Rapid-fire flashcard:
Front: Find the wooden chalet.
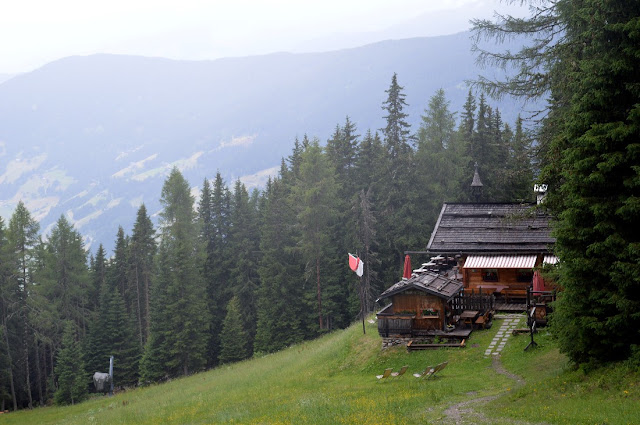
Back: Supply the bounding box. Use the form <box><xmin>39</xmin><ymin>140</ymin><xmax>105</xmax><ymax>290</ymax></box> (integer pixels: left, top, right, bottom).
<box><xmin>426</xmin><ymin>202</ymin><xmax>556</xmax><ymax>308</ymax></box>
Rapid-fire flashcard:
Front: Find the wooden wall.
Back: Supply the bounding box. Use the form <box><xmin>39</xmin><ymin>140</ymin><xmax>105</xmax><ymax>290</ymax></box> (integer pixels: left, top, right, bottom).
<box><xmin>464</xmin><ymin>268</ymin><xmax>531</xmax><ymax>291</ymax></box>
<box><xmin>392</xmin><ymin>293</ymin><xmax>444</xmax><ymax>330</ymax></box>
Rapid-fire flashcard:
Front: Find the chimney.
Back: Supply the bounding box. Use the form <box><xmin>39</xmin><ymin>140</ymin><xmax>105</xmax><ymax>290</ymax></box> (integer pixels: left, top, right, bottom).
<box><xmin>534</xmin><ymin>184</ymin><xmax>548</xmax><ymax>205</ymax></box>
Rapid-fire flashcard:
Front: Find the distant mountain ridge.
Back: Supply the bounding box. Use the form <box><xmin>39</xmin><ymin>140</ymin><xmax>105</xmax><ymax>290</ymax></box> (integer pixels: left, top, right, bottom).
<box><xmin>0</xmin><ymin>32</ymin><xmax>533</xmax><ymax>252</ymax></box>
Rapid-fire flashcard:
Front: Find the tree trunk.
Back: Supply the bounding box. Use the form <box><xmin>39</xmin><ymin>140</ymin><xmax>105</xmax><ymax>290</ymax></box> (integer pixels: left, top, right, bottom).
<box><xmin>135</xmin><ymin>265</ymin><xmax>143</xmax><ymax>348</ymax></box>
<box><xmin>24</xmin><ymin>322</ymin><xmax>33</xmax><ymax>408</ymax></box>
<box><xmin>316</xmin><ymin>257</ymin><xmax>323</xmax><ymax>329</ymax></box>
<box><xmin>144</xmin><ymin>273</ymin><xmax>150</xmax><ymax>342</ymax></box>
<box><xmin>1</xmin><ymin>316</ymin><xmax>17</xmax><ymax>411</ymax></box>
<box><xmin>34</xmin><ymin>339</ymin><xmax>44</xmax><ymax>406</ymax></box>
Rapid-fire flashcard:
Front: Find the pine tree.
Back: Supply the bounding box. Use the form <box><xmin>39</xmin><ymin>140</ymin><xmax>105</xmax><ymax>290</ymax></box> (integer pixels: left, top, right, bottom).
<box><xmin>54</xmin><ymin>321</ymin><xmax>87</xmax><ymax>405</ymax></box>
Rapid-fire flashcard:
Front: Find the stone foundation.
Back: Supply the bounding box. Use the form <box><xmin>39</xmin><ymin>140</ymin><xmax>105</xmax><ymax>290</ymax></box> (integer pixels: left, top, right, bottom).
<box><xmin>381</xmin><ymin>337</ymin><xmax>412</xmax><ymax>349</ymax></box>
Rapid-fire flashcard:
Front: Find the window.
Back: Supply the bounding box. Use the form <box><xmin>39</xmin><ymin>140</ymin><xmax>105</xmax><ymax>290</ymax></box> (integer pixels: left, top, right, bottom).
<box><xmin>517</xmin><ymin>269</ymin><xmax>534</xmax><ymax>283</ymax></box>
<box><xmin>482</xmin><ymin>269</ymin><xmax>498</xmax><ymax>282</ymax></box>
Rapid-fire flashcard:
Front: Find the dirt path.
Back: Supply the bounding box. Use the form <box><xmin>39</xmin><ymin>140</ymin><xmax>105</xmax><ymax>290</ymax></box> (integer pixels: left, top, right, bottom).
<box><xmin>438</xmin><ymin>356</ymin><xmax>546</xmax><ymax>425</ymax></box>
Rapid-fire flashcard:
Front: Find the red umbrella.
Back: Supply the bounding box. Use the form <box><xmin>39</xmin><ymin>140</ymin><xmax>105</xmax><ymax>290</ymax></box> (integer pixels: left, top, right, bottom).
<box><xmin>403</xmin><ymin>255</ymin><xmax>412</xmax><ymax>279</ymax></box>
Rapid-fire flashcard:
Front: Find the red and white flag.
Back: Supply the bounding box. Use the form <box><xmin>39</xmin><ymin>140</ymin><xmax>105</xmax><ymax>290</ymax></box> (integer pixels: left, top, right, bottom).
<box><xmin>348</xmin><ymin>253</ymin><xmax>364</xmax><ymax>277</ymax></box>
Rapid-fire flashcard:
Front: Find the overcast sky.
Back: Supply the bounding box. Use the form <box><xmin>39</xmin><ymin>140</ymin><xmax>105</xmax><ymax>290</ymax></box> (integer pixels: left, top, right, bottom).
<box><xmin>0</xmin><ymin>0</ymin><xmax>528</xmax><ymax>74</ymax></box>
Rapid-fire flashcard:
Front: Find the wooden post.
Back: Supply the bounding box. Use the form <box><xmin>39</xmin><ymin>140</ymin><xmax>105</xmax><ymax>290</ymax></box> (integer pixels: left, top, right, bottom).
<box><xmin>360</xmin><ymin>275</ymin><xmax>366</xmax><ymax>335</ymax></box>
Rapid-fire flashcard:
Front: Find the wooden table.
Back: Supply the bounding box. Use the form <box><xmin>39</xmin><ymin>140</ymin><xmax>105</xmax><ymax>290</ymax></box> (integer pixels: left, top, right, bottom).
<box><xmin>460</xmin><ymin>310</ymin><xmax>479</xmax><ymax>326</ymax></box>
<box><xmin>476</xmin><ymin>285</ymin><xmax>507</xmax><ymax>293</ymax></box>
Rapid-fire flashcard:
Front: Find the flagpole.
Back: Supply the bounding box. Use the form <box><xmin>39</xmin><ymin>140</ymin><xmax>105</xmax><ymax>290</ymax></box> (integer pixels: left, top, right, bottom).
<box><xmin>361</xmin><ymin>274</ymin><xmax>366</xmax><ymax>334</ymax></box>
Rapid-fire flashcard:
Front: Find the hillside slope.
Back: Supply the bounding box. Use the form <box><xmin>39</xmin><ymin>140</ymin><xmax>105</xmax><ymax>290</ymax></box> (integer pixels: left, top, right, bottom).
<box><xmin>3</xmin><ymin>317</ymin><xmax>638</xmax><ymax>424</ymax></box>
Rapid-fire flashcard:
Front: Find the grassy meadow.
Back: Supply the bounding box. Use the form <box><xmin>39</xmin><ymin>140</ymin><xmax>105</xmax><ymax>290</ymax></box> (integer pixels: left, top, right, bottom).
<box><xmin>2</xmin><ymin>316</ymin><xmax>638</xmax><ymax>424</ymax></box>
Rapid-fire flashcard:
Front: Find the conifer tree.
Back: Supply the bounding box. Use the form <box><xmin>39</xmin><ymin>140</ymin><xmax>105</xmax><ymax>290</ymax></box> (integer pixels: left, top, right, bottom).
<box><xmin>198</xmin><ymin>174</ymin><xmax>231</xmax><ymax>366</ymax></box>
<box><xmin>108</xmin><ymin>227</ymin><xmax>130</xmax><ymax>312</ymax></box>
<box><xmin>378</xmin><ymin>73</ymin><xmax>419</xmax><ymax>284</ymax></box>
<box><xmin>415</xmin><ymin>89</ymin><xmax>460</xmax><ymax>227</ymax></box>
<box><xmin>54</xmin><ymin>321</ymin><xmax>87</xmax><ymax>405</ymax></box>
<box><xmin>255</xmin><ymin>177</ymin><xmax>305</xmax><ymax>352</ymax></box>
<box><xmin>292</xmin><ymin>139</ymin><xmax>343</xmax><ymax>331</ymax></box>
<box><xmin>0</xmin><ymin>217</ymin><xmax>18</xmax><ymax>411</ymax></box>
<box><xmin>36</xmin><ymin>216</ymin><xmax>90</xmax><ymax>337</ymax></box>
<box><xmin>152</xmin><ymin>168</ymin><xmax>209</xmax><ymax>376</ymax></box>
<box><xmin>218</xmin><ymin>296</ymin><xmax>248</xmax><ymax>364</ymax></box>
<box><xmin>128</xmin><ymin>204</ymin><xmax>156</xmax><ymax>346</ymax></box>
<box><xmin>227</xmin><ymin>180</ymin><xmax>260</xmax><ymax>355</ymax></box>
<box><xmin>6</xmin><ymin>202</ymin><xmax>40</xmax><ymax>408</ymax></box>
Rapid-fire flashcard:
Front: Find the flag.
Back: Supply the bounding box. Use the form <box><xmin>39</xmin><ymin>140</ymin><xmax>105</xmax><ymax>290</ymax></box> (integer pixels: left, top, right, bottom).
<box><xmin>348</xmin><ymin>253</ymin><xmax>364</xmax><ymax>277</ymax></box>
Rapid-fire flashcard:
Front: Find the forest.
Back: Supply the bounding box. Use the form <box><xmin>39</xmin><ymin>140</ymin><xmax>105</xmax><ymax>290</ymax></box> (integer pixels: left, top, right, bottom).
<box><xmin>0</xmin><ymin>79</ymin><xmax>536</xmax><ymax>409</ymax></box>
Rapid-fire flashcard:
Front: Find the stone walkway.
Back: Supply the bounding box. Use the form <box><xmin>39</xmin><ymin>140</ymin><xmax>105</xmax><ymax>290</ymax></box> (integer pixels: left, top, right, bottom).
<box><xmin>484</xmin><ymin>314</ymin><xmax>523</xmax><ymax>357</ymax></box>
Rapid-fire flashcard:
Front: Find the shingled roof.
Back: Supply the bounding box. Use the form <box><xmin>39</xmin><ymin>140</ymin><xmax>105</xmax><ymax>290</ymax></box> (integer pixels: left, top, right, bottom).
<box><xmin>376</xmin><ymin>271</ymin><xmax>463</xmax><ymax>302</ymax></box>
<box><xmin>426</xmin><ymin>203</ymin><xmax>554</xmax><ymax>254</ymax></box>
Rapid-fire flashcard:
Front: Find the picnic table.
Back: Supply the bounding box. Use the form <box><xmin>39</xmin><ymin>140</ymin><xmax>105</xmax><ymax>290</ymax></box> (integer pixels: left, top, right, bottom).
<box><xmin>460</xmin><ymin>310</ymin><xmax>479</xmax><ymax>326</ymax></box>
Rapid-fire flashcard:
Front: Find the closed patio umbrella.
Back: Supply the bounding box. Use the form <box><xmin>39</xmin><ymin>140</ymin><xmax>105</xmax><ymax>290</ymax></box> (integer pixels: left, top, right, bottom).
<box><xmin>533</xmin><ymin>270</ymin><xmax>545</xmax><ymax>292</ymax></box>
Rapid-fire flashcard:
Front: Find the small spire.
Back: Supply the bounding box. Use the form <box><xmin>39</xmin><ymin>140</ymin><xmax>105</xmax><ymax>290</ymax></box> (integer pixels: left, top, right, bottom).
<box><xmin>471</xmin><ymin>163</ymin><xmax>483</xmax><ymax>202</ymax></box>
<box><xmin>471</xmin><ymin>162</ymin><xmax>483</xmax><ymax>188</ymax></box>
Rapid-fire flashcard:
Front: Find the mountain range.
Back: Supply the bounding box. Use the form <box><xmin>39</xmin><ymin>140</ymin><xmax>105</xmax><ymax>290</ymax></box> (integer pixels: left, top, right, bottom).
<box><xmin>0</xmin><ymin>31</ymin><xmax>535</xmax><ymax>253</ymax></box>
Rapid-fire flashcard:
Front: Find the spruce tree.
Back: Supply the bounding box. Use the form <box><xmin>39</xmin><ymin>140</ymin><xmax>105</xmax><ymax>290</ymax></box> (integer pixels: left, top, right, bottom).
<box><xmin>255</xmin><ymin>177</ymin><xmax>305</xmax><ymax>352</ymax></box>
<box><xmin>54</xmin><ymin>321</ymin><xmax>87</xmax><ymax>405</ymax></box>
<box><xmin>218</xmin><ymin>296</ymin><xmax>248</xmax><ymax>364</ymax></box>
<box><xmin>152</xmin><ymin>168</ymin><xmax>209</xmax><ymax>376</ymax></box>
<box><xmin>378</xmin><ymin>73</ymin><xmax>419</xmax><ymax>284</ymax></box>
<box><xmin>415</xmin><ymin>89</ymin><xmax>460</xmax><ymax>227</ymax></box>
<box><xmin>292</xmin><ymin>139</ymin><xmax>343</xmax><ymax>331</ymax></box>
<box><xmin>227</xmin><ymin>180</ymin><xmax>260</xmax><ymax>356</ymax></box>
<box><xmin>198</xmin><ymin>174</ymin><xmax>231</xmax><ymax>366</ymax></box>
<box><xmin>129</xmin><ymin>204</ymin><xmax>156</xmax><ymax>346</ymax></box>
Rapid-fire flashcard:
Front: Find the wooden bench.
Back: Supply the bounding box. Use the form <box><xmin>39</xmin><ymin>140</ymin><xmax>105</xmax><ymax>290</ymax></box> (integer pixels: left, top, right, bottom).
<box><xmin>502</xmin><ymin>289</ymin><xmax>527</xmax><ymax>302</ymax></box>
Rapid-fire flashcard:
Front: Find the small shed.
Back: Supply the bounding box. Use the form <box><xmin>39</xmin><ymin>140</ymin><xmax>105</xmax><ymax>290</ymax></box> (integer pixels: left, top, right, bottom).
<box><xmin>376</xmin><ymin>272</ymin><xmax>463</xmax><ymax>337</ymax></box>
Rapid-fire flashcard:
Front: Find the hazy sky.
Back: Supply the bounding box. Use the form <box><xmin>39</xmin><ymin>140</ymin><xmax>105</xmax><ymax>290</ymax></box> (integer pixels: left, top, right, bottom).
<box><xmin>0</xmin><ymin>0</ymin><xmax>528</xmax><ymax>74</ymax></box>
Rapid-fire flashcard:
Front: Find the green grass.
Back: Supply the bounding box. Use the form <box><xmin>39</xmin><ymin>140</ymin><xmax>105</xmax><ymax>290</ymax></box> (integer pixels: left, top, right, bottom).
<box><xmin>2</xmin><ymin>317</ymin><xmax>638</xmax><ymax>424</ymax></box>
